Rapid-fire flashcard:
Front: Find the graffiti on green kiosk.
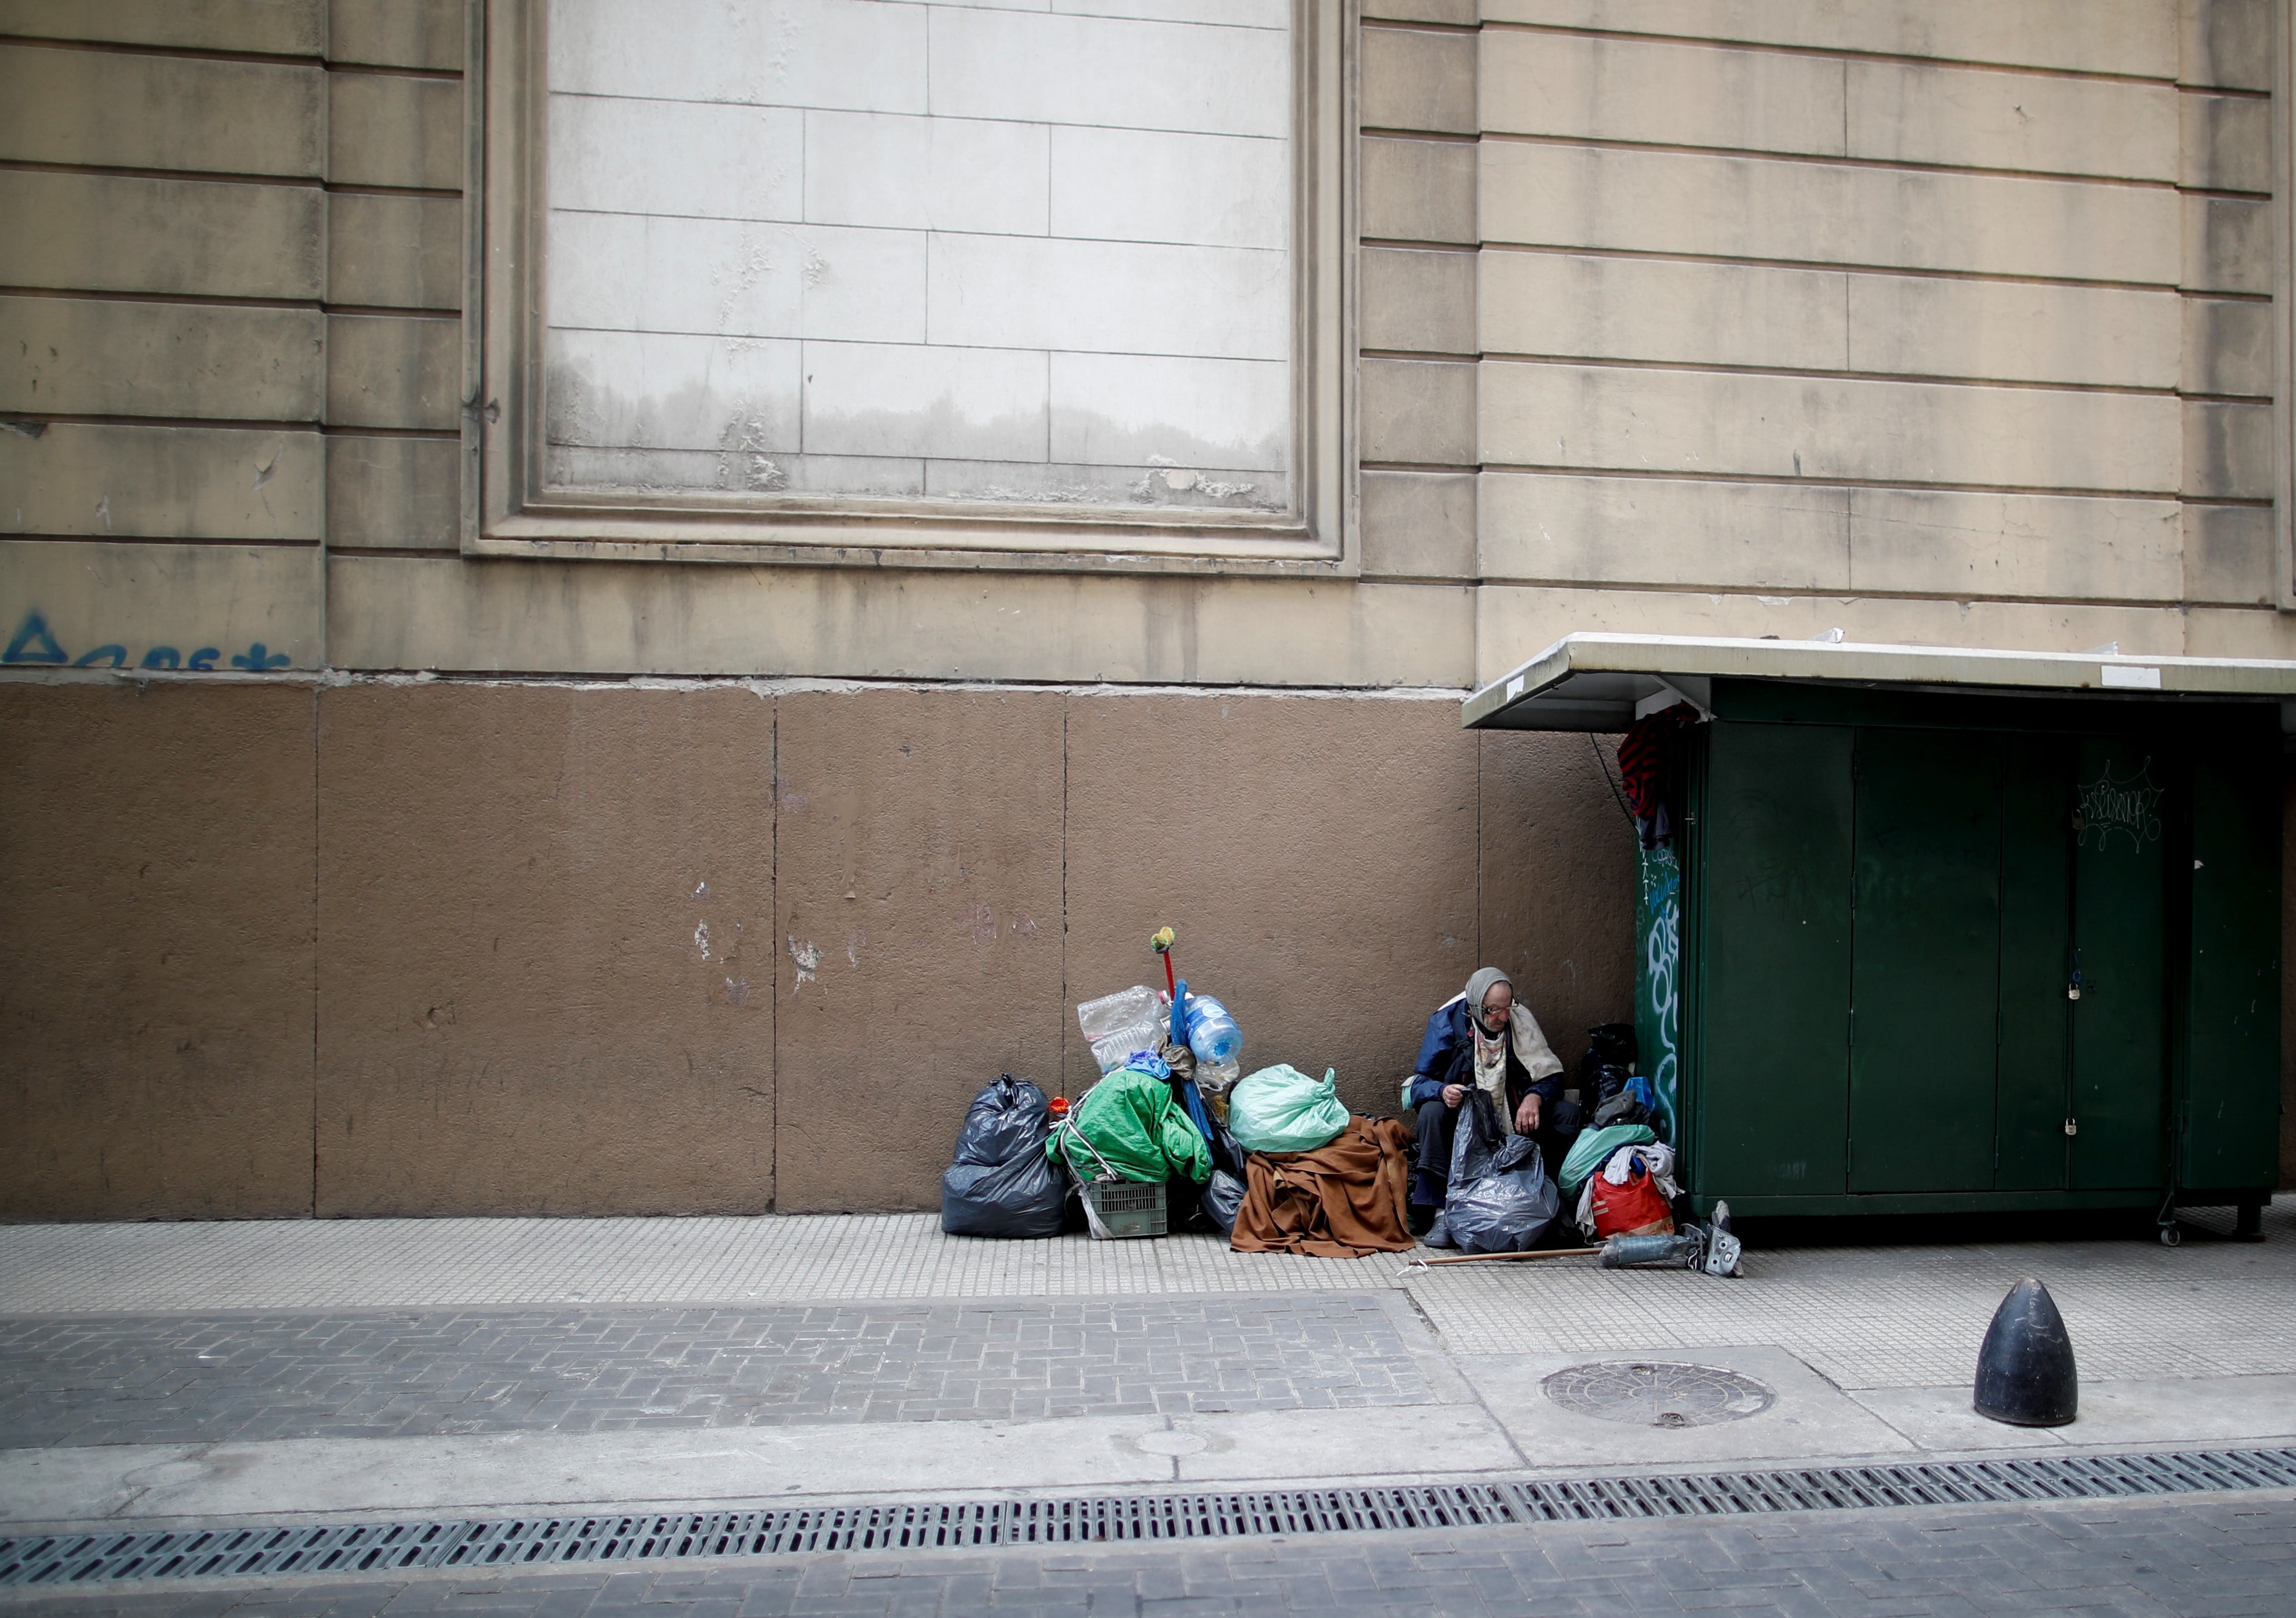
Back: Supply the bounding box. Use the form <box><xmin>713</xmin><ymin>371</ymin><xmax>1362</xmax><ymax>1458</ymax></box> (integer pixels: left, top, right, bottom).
<box><xmin>2</xmin><ymin>612</ymin><xmax>289</xmax><ymax>671</ymax></box>
<box><xmin>1634</xmin><ymin>839</ymin><xmax>1680</xmax><ymax>1142</ymax></box>
<box><xmin>2076</xmin><ymin>758</ymin><xmax>2163</xmax><ymax>854</ymax></box>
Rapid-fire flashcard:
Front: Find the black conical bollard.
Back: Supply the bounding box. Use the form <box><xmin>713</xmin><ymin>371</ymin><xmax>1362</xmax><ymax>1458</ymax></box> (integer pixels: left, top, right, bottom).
<box><xmin>1973</xmin><ymin>1278</ymin><xmax>2078</xmax><ymax>1426</ymax></box>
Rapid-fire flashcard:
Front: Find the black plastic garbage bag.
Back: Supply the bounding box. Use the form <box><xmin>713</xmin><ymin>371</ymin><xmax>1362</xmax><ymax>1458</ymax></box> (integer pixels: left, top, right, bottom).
<box><xmin>1199</xmin><ymin>1170</ymin><xmax>1247</xmax><ymax>1238</ymax></box>
<box><xmin>1583</xmin><ymin>1023</ymin><xmax>1637</xmax><ymax>1072</ymax></box>
<box><xmin>941</xmin><ymin>1075</ymin><xmax>1068</xmax><ymax>1238</ymax></box>
<box><xmin>1442</xmin><ymin>1090</ymin><xmax>1560</xmax><ymax>1254</ymax></box>
<box><xmin>1580</xmin><ymin>1024</ymin><xmax>1639</xmax><ymax>1108</ymax></box>
<box><xmin>943</xmin><ymin>1152</ymin><xmax>1068</xmax><ymax>1239</ymax></box>
<box><xmin>1201</xmin><ymin>1110</ymin><xmax>1248</xmax><ymax>1182</ymax></box>
<box><xmin>953</xmin><ymin>1073</ymin><xmax>1051</xmax><ymax>1167</ymax></box>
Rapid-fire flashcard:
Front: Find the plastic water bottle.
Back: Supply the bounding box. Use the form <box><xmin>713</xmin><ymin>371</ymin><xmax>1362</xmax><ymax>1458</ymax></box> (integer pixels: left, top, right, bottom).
<box><xmin>1183</xmin><ymin>995</ymin><xmax>1242</xmax><ymax>1066</ymax></box>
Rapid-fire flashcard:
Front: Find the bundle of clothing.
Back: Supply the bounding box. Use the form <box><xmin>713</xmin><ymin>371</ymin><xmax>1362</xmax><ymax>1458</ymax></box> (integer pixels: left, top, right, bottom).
<box><xmin>1571</xmin><ymin>1140</ymin><xmax>1681</xmax><ymax>1241</ymax></box>
<box><xmin>1229</xmin><ymin>1116</ymin><xmax>1416</xmax><ymax>1258</ymax></box>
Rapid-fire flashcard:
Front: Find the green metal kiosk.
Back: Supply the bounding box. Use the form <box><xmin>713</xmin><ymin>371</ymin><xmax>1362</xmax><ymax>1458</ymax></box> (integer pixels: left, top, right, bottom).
<box><xmin>1466</xmin><ymin>635</ymin><xmax>2289</xmax><ymax>1237</ymax></box>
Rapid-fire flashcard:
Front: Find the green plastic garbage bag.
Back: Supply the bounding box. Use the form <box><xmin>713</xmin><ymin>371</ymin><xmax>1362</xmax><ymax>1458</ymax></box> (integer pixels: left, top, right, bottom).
<box><xmin>1558</xmin><ymin>1122</ymin><xmax>1658</xmax><ymax>1197</ymax></box>
<box><xmin>1046</xmin><ymin>1067</ymin><xmax>1211</xmax><ymax>1184</ymax></box>
<box><xmin>1227</xmin><ymin>1064</ymin><xmax>1349</xmax><ymax>1155</ymax></box>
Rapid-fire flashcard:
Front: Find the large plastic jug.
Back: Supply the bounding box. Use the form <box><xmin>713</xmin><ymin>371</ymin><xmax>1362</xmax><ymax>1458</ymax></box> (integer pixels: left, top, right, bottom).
<box><xmin>1183</xmin><ymin>994</ymin><xmax>1242</xmax><ymax>1066</ymax></box>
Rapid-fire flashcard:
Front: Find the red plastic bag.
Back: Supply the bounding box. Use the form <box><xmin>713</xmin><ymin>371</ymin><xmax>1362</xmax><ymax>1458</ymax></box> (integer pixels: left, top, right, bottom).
<box><xmin>1589</xmin><ymin>1161</ymin><xmax>1674</xmax><ymax>1239</ymax></box>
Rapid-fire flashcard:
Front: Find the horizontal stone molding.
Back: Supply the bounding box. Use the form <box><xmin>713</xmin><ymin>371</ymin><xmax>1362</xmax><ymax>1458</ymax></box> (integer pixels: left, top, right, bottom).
<box><xmin>324</xmin><ymin>554</ymin><xmax>1476</xmax><ymax>687</ymax></box>
<box><xmin>2</xmin><ymin>424</ymin><xmax>322</xmax><ymax>542</ymax></box>
<box><xmin>1478</xmin><ymin>360</ymin><xmax>2182</xmax><ymax>495</ymax></box>
<box><xmin>0</xmin><ymin>43</ymin><xmax>324</xmax><ymax>175</ymax></box>
<box><xmin>1480</xmin><ymin>251</ymin><xmax>2180</xmax><ymax>389</ymax></box>
<box><xmin>0</xmin><ymin>297</ymin><xmax>325</xmax><ymax>421</ymax></box>
<box><xmin>0</xmin><ymin>170</ymin><xmax>325</xmax><ymax>302</ymax></box>
<box><xmin>1481</xmin><ymin>142</ymin><xmax>2181</xmax><ymax>285</ymax></box>
<box><xmin>1482</xmin><ymin>31</ymin><xmax>2178</xmax><ymax>182</ymax></box>
<box><xmin>0</xmin><ymin>0</ymin><xmax>324</xmax><ymax>54</ymax></box>
<box><xmin>1478</xmin><ymin>0</ymin><xmax>2177</xmax><ymax>79</ymax></box>
<box><xmin>0</xmin><ymin>538</ymin><xmax>321</xmax><ymax>670</ymax></box>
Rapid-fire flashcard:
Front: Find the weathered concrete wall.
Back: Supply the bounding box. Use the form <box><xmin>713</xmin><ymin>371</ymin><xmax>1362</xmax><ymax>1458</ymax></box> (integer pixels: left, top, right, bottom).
<box><xmin>0</xmin><ymin>678</ymin><xmax>1638</xmax><ymax>1218</ymax></box>
<box><xmin>0</xmin><ymin>682</ymin><xmax>317</xmax><ymax>1219</ymax></box>
<box><xmin>1062</xmin><ymin>691</ymin><xmax>1484</xmax><ymax>1122</ymax></box>
<box><xmin>773</xmin><ymin>687</ymin><xmax>1071</xmax><ymax>1216</ymax></box>
<box><xmin>313</xmin><ymin>682</ymin><xmax>778</xmax><ymax>1216</ymax></box>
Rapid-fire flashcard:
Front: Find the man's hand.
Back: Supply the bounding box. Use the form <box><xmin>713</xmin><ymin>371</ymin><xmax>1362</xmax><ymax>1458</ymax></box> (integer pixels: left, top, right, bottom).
<box><xmin>1515</xmin><ymin>1093</ymin><xmax>1541</xmax><ymax>1133</ymax></box>
<box><xmin>1441</xmin><ymin>1084</ymin><xmax>1466</xmax><ymax>1109</ymax></box>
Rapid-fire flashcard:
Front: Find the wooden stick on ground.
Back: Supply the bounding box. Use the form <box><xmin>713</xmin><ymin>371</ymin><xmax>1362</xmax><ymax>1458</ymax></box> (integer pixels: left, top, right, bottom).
<box><xmin>1396</xmin><ymin>1246</ymin><xmax>1603</xmax><ymax>1275</ymax></box>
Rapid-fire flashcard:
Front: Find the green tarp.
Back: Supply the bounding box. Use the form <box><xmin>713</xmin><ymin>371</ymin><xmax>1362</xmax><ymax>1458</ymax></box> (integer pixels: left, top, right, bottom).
<box><xmin>1559</xmin><ymin>1122</ymin><xmax>1658</xmax><ymax>1198</ymax></box>
<box><xmin>1046</xmin><ymin>1067</ymin><xmax>1211</xmax><ymax>1184</ymax></box>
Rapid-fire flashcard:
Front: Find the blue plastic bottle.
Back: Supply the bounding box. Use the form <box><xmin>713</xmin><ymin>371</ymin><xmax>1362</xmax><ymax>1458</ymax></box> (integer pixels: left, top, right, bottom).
<box><xmin>1183</xmin><ymin>994</ymin><xmax>1242</xmax><ymax>1066</ymax></box>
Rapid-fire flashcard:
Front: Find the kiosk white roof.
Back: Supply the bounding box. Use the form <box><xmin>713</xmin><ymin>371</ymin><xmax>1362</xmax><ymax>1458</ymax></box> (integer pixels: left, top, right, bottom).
<box><xmin>1464</xmin><ymin>633</ymin><xmax>2296</xmax><ymax>732</ymax></box>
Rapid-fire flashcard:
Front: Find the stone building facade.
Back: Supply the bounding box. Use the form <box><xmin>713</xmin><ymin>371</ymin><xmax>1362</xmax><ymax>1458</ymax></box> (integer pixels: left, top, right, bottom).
<box><xmin>2</xmin><ymin>0</ymin><xmax>2288</xmax><ymax>1217</ymax></box>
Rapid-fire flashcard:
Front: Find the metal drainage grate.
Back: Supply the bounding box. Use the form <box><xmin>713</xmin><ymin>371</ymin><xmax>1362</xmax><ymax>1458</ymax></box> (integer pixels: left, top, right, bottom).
<box><xmin>6</xmin><ymin>1448</ymin><xmax>2295</xmax><ymax>1588</ymax></box>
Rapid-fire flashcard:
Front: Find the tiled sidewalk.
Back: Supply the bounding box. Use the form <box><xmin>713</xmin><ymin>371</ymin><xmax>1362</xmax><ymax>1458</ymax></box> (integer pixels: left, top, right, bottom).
<box><xmin>6</xmin><ymin>1199</ymin><xmax>2292</xmax><ymax>1393</ymax></box>
<box><xmin>0</xmin><ymin>1215</ymin><xmax>1394</xmax><ymax>1313</ymax></box>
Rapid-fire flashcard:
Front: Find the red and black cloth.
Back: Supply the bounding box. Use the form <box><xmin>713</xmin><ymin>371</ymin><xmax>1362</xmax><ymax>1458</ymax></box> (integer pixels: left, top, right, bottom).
<box><xmin>1616</xmin><ymin>702</ymin><xmax>1702</xmax><ymax>848</ymax></box>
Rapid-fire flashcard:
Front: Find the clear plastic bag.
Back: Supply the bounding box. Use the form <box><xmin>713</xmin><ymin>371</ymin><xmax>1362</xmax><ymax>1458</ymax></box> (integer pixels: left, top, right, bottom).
<box><xmin>1077</xmin><ymin>985</ymin><xmax>1159</xmax><ymax>1041</ymax></box>
<box><xmin>1194</xmin><ymin>1056</ymin><xmax>1241</xmax><ymax>1095</ymax></box>
<box><xmin>1090</xmin><ymin>1018</ymin><xmax>1167</xmax><ymax>1074</ymax></box>
<box><xmin>1080</xmin><ymin>985</ymin><xmax>1168</xmax><ymax>1075</ymax></box>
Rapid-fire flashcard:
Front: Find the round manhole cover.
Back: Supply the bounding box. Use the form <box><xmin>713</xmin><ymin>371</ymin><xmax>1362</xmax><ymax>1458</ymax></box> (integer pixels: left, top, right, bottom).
<box><xmin>1542</xmin><ymin>1361</ymin><xmax>1776</xmax><ymax>1428</ymax></box>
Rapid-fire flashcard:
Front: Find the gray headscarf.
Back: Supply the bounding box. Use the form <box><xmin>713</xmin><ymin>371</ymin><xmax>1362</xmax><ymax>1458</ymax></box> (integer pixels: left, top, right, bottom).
<box><xmin>1463</xmin><ymin>966</ymin><xmax>1513</xmax><ymax>1031</ymax></box>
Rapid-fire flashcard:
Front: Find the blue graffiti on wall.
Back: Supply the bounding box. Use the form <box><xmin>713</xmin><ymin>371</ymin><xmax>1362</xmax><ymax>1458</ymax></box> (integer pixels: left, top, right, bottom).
<box><xmin>2</xmin><ymin>612</ymin><xmax>289</xmax><ymax>672</ymax></box>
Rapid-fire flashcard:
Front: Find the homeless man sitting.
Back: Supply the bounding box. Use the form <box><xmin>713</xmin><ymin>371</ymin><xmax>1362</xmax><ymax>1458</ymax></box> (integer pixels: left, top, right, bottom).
<box><xmin>1406</xmin><ymin>966</ymin><xmax>1584</xmax><ymax>1235</ymax></box>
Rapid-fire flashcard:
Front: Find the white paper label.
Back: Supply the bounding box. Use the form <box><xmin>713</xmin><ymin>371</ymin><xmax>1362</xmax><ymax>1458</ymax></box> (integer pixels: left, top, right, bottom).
<box><xmin>1505</xmin><ymin>676</ymin><xmax>1525</xmax><ymax>700</ymax></box>
<box><xmin>2100</xmin><ymin>664</ymin><xmax>2161</xmax><ymax>689</ymax></box>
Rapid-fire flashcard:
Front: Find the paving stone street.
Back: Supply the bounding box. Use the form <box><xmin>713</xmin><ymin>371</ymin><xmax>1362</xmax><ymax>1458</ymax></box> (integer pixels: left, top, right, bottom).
<box><xmin>0</xmin><ymin>1297</ymin><xmax>1430</xmax><ymax>1447</ymax></box>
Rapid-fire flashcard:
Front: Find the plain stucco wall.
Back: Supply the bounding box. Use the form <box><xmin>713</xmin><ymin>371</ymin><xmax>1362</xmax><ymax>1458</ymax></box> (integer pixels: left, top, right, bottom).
<box><xmin>0</xmin><ymin>682</ymin><xmax>318</xmax><ymax>1219</ymax></box>
<box><xmin>313</xmin><ymin>682</ymin><xmax>779</xmax><ymax>1216</ymax></box>
<box><xmin>772</xmin><ymin>686</ymin><xmax>1071</xmax><ymax>1215</ymax></box>
<box><xmin>0</xmin><ymin>678</ymin><xmax>1640</xmax><ymax>1219</ymax></box>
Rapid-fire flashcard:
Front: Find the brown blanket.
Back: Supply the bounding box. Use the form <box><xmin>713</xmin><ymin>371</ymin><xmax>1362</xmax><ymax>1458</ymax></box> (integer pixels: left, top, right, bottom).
<box><xmin>1230</xmin><ymin>1116</ymin><xmax>1416</xmax><ymax>1257</ymax></box>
